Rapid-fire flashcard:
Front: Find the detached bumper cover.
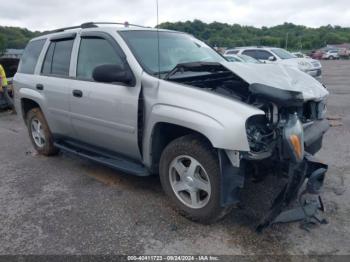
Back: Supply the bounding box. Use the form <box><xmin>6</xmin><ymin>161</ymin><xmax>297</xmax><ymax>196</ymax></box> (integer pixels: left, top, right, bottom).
<box><xmin>257</xmin><ymin>154</ymin><xmax>328</xmax><ymax>232</ymax></box>
<box><xmin>304</xmin><ymin>119</ymin><xmax>329</xmax><ymax>153</ymax></box>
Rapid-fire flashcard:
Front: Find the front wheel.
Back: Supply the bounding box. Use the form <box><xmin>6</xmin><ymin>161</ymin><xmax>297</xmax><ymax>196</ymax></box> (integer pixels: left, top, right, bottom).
<box><xmin>159</xmin><ymin>135</ymin><xmax>232</xmax><ymax>224</ymax></box>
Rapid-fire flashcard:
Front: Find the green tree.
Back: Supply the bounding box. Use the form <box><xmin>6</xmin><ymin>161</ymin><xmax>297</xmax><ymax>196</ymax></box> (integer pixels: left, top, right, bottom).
<box><xmin>0</xmin><ymin>34</ymin><xmax>6</xmax><ymax>55</ymax></box>
<box><xmin>1</xmin><ymin>22</ymin><xmax>350</xmax><ymax>52</ymax></box>
<box><xmin>159</xmin><ymin>20</ymin><xmax>350</xmax><ymax>51</ymax></box>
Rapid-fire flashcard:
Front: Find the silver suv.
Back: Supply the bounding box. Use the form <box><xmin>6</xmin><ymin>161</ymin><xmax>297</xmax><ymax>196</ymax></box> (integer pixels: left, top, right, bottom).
<box><xmin>14</xmin><ymin>23</ymin><xmax>330</xmax><ymax>226</ymax></box>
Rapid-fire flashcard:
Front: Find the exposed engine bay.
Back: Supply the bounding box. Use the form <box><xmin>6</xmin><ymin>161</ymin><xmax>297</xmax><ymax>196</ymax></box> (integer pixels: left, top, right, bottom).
<box><xmin>165</xmin><ymin>61</ymin><xmax>330</xmax><ymax>230</ymax></box>
<box><xmin>165</xmin><ymin>62</ymin><xmax>328</xmax><ymax>159</ymax></box>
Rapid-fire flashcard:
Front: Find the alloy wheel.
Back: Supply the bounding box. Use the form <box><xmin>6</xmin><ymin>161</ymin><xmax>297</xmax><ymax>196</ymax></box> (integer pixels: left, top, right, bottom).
<box><xmin>169</xmin><ymin>155</ymin><xmax>211</xmax><ymax>209</ymax></box>
<box><xmin>31</xmin><ymin>118</ymin><xmax>46</xmax><ymax>148</ymax></box>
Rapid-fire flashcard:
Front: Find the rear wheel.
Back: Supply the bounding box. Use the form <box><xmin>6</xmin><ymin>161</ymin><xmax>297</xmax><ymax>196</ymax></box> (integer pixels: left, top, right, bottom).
<box><xmin>26</xmin><ymin>108</ymin><xmax>58</xmax><ymax>156</ymax></box>
<box><xmin>159</xmin><ymin>135</ymin><xmax>232</xmax><ymax>224</ymax></box>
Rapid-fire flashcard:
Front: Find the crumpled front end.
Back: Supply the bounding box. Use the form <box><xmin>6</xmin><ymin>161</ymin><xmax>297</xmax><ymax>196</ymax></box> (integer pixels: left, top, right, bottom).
<box><xmin>163</xmin><ymin>61</ymin><xmax>330</xmax><ymax>229</ymax></box>
<box><xmin>254</xmin><ymin>113</ymin><xmax>329</xmax><ymax>231</ymax></box>
<box><xmin>220</xmin><ymin>94</ymin><xmax>329</xmax><ymax>230</ymax></box>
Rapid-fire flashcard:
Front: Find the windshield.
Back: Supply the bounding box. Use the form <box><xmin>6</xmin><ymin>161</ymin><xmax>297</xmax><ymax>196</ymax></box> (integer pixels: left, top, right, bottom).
<box><xmin>271</xmin><ymin>48</ymin><xmax>296</xmax><ymax>60</ymax></box>
<box><xmin>224</xmin><ymin>55</ymin><xmax>243</xmax><ymax>62</ymax></box>
<box><xmin>119</xmin><ymin>30</ymin><xmax>225</xmax><ymax>75</ymax></box>
<box><xmin>237</xmin><ymin>54</ymin><xmax>261</xmax><ymax>63</ymax></box>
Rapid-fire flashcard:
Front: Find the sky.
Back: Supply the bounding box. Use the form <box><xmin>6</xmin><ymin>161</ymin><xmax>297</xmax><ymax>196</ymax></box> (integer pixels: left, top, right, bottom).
<box><xmin>0</xmin><ymin>0</ymin><xmax>349</xmax><ymax>31</ymax></box>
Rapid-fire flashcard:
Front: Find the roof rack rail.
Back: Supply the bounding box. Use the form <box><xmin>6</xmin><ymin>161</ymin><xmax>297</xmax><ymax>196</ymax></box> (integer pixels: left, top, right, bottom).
<box><xmin>52</xmin><ymin>22</ymin><xmax>151</xmax><ymax>33</ymax></box>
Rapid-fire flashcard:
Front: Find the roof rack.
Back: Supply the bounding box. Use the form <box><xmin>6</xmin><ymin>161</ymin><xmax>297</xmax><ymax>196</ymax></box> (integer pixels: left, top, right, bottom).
<box><xmin>52</xmin><ymin>22</ymin><xmax>151</xmax><ymax>33</ymax></box>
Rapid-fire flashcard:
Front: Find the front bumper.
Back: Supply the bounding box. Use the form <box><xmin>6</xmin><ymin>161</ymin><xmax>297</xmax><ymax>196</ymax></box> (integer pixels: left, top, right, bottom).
<box><xmin>256</xmin><ymin>116</ymin><xmax>329</xmax><ymax>230</ymax></box>
<box><xmin>219</xmin><ymin>114</ymin><xmax>329</xmax><ymax>230</ymax></box>
<box><xmin>257</xmin><ymin>154</ymin><xmax>328</xmax><ymax>231</ymax></box>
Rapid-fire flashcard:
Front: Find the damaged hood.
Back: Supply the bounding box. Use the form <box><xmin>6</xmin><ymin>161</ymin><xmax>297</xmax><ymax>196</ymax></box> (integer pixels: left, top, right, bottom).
<box><xmin>222</xmin><ymin>62</ymin><xmax>329</xmax><ymax>101</ymax></box>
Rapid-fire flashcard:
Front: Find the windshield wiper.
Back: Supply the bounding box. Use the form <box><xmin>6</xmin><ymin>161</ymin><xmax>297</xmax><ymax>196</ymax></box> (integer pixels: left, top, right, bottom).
<box><xmin>164</xmin><ymin>62</ymin><xmax>225</xmax><ymax>80</ymax></box>
<box><xmin>152</xmin><ymin>70</ymin><xmax>171</xmax><ymax>77</ymax></box>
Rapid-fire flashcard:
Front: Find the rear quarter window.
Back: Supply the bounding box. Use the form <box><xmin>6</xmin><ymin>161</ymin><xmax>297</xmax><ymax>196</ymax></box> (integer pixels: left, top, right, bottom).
<box><xmin>18</xmin><ymin>39</ymin><xmax>46</xmax><ymax>74</ymax></box>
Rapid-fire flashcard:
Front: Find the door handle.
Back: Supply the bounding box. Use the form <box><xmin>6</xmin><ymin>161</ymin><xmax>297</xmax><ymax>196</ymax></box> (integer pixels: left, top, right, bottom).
<box><xmin>72</xmin><ymin>89</ymin><xmax>83</xmax><ymax>98</ymax></box>
<box><xmin>36</xmin><ymin>84</ymin><xmax>44</xmax><ymax>90</ymax></box>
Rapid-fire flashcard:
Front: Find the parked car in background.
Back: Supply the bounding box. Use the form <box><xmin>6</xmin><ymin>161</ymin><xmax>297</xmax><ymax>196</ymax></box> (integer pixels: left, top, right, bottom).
<box><xmin>224</xmin><ymin>54</ymin><xmax>261</xmax><ymax>63</ymax></box>
<box><xmin>292</xmin><ymin>52</ymin><xmax>310</xmax><ymax>58</ymax></box>
<box><xmin>224</xmin><ymin>54</ymin><xmax>242</xmax><ymax>62</ymax></box>
<box><xmin>309</xmin><ymin>50</ymin><xmax>325</xmax><ymax>60</ymax></box>
<box><xmin>225</xmin><ymin>47</ymin><xmax>322</xmax><ymax>81</ymax></box>
<box><xmin>338</xmin><ymin>48</ymin><xmax>350</xmax><ymax>59</ymax></box>
<box><xmin>224</xmin><ymin>49</ymin><xmax>239</xmax><ymax>55</ymax></box>
<box><xmin>322</xmin><ymin>50</ymin><xmax>340</xmax><ymax>60</ymax></box>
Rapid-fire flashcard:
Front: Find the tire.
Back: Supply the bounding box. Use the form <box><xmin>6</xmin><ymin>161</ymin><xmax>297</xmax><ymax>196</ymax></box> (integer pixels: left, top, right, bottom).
<box><xmin>159</xmin><ymin>134</ymin><xmax>232</xmax><ymax>224</ymax></box>
<box><xmin>329</xmin><ymin>56</ymin><xmax>334</xmax><ymax>60</ymax></box>
<box><xmin>26</xmin><ymin>108</ymin><xmax>59</xmax><ymax>156</ymax></box>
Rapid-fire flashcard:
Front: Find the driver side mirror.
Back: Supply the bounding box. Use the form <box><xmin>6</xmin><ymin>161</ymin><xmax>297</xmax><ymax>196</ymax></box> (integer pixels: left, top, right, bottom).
<box><xmin>92</xmin><ymin>64</ymin><xmax>133</xmax><ymax>85</ymax></box>
<box><xmin>268</xmin><ymin>56</ymin><xmax>276</xmax><ymax>61</ymax></box>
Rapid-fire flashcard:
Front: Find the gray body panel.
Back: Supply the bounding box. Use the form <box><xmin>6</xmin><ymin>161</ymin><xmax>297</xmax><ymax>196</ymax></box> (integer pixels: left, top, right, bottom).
<box><xmin>67</xmin><ymin>30</ymin><xmax>143</xmax><ymax>159</ymax></box>
<box><xmin>69</xmin><ymin>78</ymin><xmax>141</xmax><ymax>159</ymax></box>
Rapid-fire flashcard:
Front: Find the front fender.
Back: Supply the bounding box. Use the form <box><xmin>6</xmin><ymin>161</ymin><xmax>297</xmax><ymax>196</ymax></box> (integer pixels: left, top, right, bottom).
<box><xmin>144</xmin><ymin>102</ymin><xmax>263</xmax><ymax>166</ymax></box>
<box><xmin>150</xmin><ymin>104</ymin><xmax>224</xmax><ymax>147</ymax></box>
<box><xmin>140</xmin><ymin>73</ymin><xmax>264</xmax><ymax>168</ymax></box>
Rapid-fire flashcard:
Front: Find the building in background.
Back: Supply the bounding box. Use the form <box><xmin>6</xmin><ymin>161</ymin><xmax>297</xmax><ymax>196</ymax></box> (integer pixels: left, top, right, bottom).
<box><xmin>0</xmin><ymin>49</ymin><xmax>23</xmax><ymax>79</ymax></box>
<box><xmin>326</xmin><ymin>43</ymin><xmax>350</xmax><ymax>50</ymax></box>
<box><xmin>1</xmin><ymin>49</ymin><xmax>24</xmax><ymax>59</ymax></box>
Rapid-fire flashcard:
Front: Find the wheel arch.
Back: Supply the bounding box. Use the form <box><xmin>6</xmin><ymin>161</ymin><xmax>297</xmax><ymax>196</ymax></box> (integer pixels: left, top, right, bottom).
<box><xmin>21</xmin><ymin>98</ymin><xmax>41</xmax><ymax>122</ymax></box>
<box><xmin>148</xmin><ymin>122</ymin><xmax>214</xmax><ymax>173</ymax></box>
<box><xmin>18</xmin><ymin>87</ymin><xmax>46</xmax><ymax>122</ymax></box>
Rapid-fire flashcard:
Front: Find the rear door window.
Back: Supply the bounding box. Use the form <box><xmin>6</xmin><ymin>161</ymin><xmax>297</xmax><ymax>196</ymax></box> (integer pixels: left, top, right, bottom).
<box><xmin>42</xmin><ymin>39</ymin><xmax>74</xmax><ymax>77</ymax></box>
<box><xmin>18</xmin><ymin>39</ymin><xmax>46</xmax><ymax>74</ymax></box>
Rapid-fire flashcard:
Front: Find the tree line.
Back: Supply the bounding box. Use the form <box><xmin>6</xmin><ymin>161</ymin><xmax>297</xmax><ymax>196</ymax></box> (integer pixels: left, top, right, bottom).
<box><xmin>0</xmin><ymin>26</ymin><xmax>41</xmax><ymax>54</ymax></box>
<box><xmin>1</xmin><ymin>20</ymin><xmax>350</xmax><ymax>53</ymax></box>
<box><xmin>159</xmin><ymin>20</ymin><xmax>350</xmax><ymax>50</ymax></box>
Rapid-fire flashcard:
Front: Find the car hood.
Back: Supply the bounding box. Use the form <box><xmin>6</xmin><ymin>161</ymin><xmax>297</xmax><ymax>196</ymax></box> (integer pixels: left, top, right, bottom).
<box><xmin>222</xmin><ymin>61</ymin><xmax>328</xmax><ymax>101</ymax></box>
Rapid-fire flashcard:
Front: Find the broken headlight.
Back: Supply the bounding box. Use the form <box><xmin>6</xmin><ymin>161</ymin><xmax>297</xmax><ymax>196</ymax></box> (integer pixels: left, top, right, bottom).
<box><xmin>246</xmin><ymin>115</ymin><xmax>275</xmax><ymax>159</ymax></box>
<box><xmin>253</xmin><ymin>102</ymin><xmax>279</xmax><ymax>125</ymax></box>
<box><xmin>283</xmin><ymin>113</ymin><xmax>305</xmax><ymax>162</ymax></box>
<box><xmin>317</xmin><ymin>100</ymin><xmax>327</xmax><ymax>120</ymax></box>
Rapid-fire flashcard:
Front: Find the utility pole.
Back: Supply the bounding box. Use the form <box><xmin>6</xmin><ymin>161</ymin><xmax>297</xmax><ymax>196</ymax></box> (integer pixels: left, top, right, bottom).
<box><xmin>285</xmin><ymin>32</ymin><xmax>289</xmax><ymax>49</ymax></box>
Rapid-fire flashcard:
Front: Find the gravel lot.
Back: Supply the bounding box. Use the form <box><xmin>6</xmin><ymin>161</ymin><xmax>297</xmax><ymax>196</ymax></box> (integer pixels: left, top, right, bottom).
<box><xmin>0</xmin><ymin>60</ymin><xmax>349</xmax><ymax>256</ymax></box>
